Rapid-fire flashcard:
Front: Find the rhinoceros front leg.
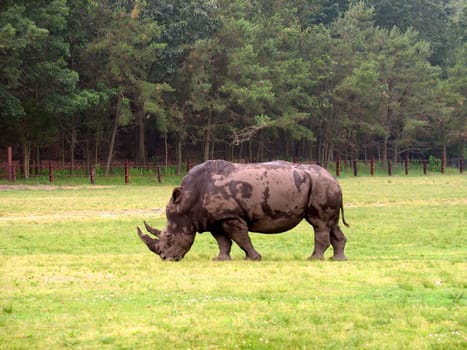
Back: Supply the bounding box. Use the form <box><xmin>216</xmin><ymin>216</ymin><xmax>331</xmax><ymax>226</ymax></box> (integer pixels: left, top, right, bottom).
<box><xmin>222</xmin><ymin>219</ymin><xmax>262</xmax><ymax>261</ymax></box>
<box><xmin>211</xmin><ymin>231</ymin><xmax>232</xmax><ymax>261</ymax></box>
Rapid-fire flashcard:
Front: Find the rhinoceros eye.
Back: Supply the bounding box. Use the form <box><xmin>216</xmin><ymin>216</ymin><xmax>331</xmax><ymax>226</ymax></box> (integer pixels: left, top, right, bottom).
<box><xmin>168</xmin><ymin>234</ymin><xmax>175</xmax><ymax>245</ymax></box>
<box><xmin>161</xmin><ymin>232</ymin><xmax>175</xmax><ymax>246</ymax></box>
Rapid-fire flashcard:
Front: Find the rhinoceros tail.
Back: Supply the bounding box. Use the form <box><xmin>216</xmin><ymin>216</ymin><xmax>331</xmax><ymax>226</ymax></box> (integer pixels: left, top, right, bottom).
<box><xmin>340</xmin><ymin>202</ymin><xmax>350</xmax><ymax>228</ymax></box>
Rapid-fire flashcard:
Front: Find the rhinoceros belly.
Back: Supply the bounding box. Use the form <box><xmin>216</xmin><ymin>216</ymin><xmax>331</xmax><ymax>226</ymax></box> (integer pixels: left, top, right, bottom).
<box><xmin>248</xmin><ymin>215</ymin><xmax>304</xmax><ymax>233</ymax></box>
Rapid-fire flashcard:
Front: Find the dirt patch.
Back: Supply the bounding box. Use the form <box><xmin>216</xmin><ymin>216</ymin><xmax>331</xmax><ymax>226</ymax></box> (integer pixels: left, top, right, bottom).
<box><xmin>0</xmin><ymin>184</ymin><xmax>112</xmax><ymax>191</ymax></box>
<box><xmin>0</xmin><ymin>208</ymin><xmax>164</xmax><ymax>222</ymax></box>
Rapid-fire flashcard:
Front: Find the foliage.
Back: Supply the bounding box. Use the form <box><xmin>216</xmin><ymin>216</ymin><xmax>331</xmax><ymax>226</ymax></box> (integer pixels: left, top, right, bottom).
<box><xmin>427</xmin><ymin>155</ymin><xmax>442</xmax><ymax>172</ymax></box>
<box><xmin>0</xmin><ymin>0</ymin><xmax>465</xmax><ymax>168</ymax></box>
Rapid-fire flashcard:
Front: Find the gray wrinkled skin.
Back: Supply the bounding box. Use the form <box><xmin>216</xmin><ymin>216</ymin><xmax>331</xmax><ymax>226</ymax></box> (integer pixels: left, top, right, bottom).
<box><xmin>137</xmin><ymin>160</ymin><xmax>349</xmax><ymax>261</ymax></box>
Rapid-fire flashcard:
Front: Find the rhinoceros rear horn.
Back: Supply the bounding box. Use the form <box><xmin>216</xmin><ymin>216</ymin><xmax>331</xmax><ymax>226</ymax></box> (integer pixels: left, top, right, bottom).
<box><xmin>144</xmin><ymin>220</ymin><xmax>161</xmax><ymax>238</ymax></box>
<box><xmin>137</xmin><ymin>227</ymin><xmax>161</xmax><ymax>255</ymax></box>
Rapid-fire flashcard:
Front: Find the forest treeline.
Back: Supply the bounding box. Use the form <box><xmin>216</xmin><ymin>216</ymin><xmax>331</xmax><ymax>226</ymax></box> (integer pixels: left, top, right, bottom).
<box><xmin>1</xmin><ymin>0</ymin><xmax>466</xmax><ymax>176</ymax></box>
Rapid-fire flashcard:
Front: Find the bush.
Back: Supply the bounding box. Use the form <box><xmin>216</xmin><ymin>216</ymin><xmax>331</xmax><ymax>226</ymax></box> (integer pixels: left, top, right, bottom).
<box><xmin>427</xmin><ymin>155</ymin><xmax>441</xmax><ymax>171</ymax></box>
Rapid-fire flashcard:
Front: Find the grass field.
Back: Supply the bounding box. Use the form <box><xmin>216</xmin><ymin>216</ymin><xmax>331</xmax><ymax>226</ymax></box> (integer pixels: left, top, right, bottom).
<box><xmin>0</xmin><ymin>174</ymin><xmax>465</xmax><ymax>349</ymax></box>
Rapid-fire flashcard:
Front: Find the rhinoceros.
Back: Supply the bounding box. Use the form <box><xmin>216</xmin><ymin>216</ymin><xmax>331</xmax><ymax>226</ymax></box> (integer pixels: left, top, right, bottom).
<box><xmin>137</xmin><ymin>160</ymin><xmax>349</xmax><ymax>261</ymax></box>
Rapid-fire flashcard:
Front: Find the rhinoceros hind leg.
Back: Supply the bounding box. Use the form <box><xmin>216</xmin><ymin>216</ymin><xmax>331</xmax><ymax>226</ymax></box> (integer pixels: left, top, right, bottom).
<box><xmin>330</xmin><ymin>225</ymin><xmax>347</xmax><ymax>261</ymax></box>
<box><xmin>308</xmin><ymin>226</ymin><xmax>331</xmax><ymax>261</ymax></box>
<box><xmin>211</xmin><ymin>232</ymin><xmax>232</xmax><ymax>261</ymax></box>
<box><xmin>222</xmin><ymin>219</ymin><xmax>262</xmax><ymax>261</ymax></box>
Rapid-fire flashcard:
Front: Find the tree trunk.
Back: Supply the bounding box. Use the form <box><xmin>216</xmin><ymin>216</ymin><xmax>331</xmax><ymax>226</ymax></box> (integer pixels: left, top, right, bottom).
<box><xmin>248</xmin><ymin>140</ymin><xmax>254</xmax><ymax>162</ymax></box>
<box><xmin>61</xmin><ymin>134</ymin><xmax>66</xmax><ymax>168</ymax></box>
<box><xmin>203</xmin><ymin>111</ymin><xmax>212</xmax><ymax>161</ymax></box>
<box><xmin>456</xmin><ymin>136</ymin><xmax>463</xmax><ymax>162</ymax></box>
<box><xmin>85</xmin><ymin>139</ymin><xmax>90</xmax><ymax>167</ymax></box>
<box><xmin>176</xmin><ymin>139</ymin><xmax>182</xmax><ymax>176</ymax></box>
<box><xmin>382</xmin><ymin>105</ymin><xmax>393</xmax><ymax>163</ymax></box>
<box><xmin>94</xmin><ymin>128</ymin><xmax>101</xmax><ymax>166</ymax></box>
<box><xmin>442</xmin><ymin>142</ymin><xmax>447</xmax><ymax>167</ymax></box>
<box><xmin>105</xmin><ymin>93</ymin><xmax>123</xmax><ymax>176</ymax></box>
<box><xmin>70</xmin><ymin>122</ymin><xmax>76</xmax><ymax>176</ymax></box>
<box><xmin>34</xmin><ymin>147</ymin><xmax>40</xmax><ymax>175</ymax></box>
<box><xmin>382</xmin><ymin>134</ymin><xmax>389</xmax><ymax>163</ymax></box>
<box><xmin>392</xmin><ymin>139</ymin><xmax>399</xmax><ymax>163</ymax></box>
<box><xmin>256</xmin><ymin>133</ymin><xmax>264</xmax><ymax>162</ymax></box>
<box><xmin>164</xmin><ymin>133</ymin><xmax>168</xmax><ymax>175</ymax></box>
<box><xmin>135</xmin><ymin>108</ymin><xmax>146</xmax><ymax>166</ymax></box>
<box><xmin>22</xmin><ymin>142</ymin><xmax>30</xmax><ymax>179</ymax></box>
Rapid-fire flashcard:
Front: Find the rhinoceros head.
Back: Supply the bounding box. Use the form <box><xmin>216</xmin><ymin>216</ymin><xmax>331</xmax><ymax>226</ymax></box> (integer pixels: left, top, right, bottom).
<box><xmin>137</xmin><ymin>222</ymin><xmax>195</xmax><ymax>261</ymax></box>
<box><xmin>137</xmin><ymin>187</ymin><xmax>196</xmax><ymax>261</ymax></box>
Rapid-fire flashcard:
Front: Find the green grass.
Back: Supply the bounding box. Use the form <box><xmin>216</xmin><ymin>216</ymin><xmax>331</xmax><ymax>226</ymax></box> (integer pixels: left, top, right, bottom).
<box><xmin>0</xmin><ymin>175</ymin><xmax>466</xmax><ymax>349</ymax></box>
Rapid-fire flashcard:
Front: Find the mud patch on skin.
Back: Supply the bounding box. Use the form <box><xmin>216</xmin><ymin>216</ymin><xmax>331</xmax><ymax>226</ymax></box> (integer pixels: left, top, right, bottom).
<box><xmin>229</xmin><ymin>181</ymin><xmax>253</xmax><ymax>199</ymax></box>
<box><xmin>261</xmin><ymin>187</ymin><xmax>272</xmax><ymax>216</ymax></box>
<box><xmin>293</xmin><ymin>170</ymin><xmax>308</xmax><ymax>192</ymax></box>
<box><xmin>260</xmin><ymin>187</ymin><xmax>290</xmax><ymax>221</ymax></box>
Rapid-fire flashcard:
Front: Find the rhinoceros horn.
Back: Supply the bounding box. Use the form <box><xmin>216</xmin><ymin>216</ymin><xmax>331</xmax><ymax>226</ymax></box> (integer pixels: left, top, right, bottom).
<box><xmin>137</xmin><ymin>226</ymin><xmax>161</xmax><ymax>255</ymax></box>
<box><xmin>144</xmin><ymin>220</ymin><xmax>161</xmax><ymax>238</ymax></box>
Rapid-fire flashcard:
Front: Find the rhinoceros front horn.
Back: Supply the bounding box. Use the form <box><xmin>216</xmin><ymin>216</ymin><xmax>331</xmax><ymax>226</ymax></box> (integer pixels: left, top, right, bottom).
<box><xmin>143</xmin><ymin>221</ymin><xmax>160</xmax><ymax>238</ymax></box>
<box><xmin>137</xmin><ymin>227</ymin><xmax>161</xmax><ymax>255</ymax></box>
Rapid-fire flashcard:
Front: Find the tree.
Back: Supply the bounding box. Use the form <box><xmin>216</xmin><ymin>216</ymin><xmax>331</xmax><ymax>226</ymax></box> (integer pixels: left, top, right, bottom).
<box><xmin>85</xmin><ymin>2</ymin><xmax>168</xmax><ymax>173</ymax></box>
<box><xmin>429</xmin><ymin>44</ymin><xmax>467</xmax><ymax>161</ymax></box>
<box><xmin>0</xmin><ymin>0</ymin><xmax>84</xmax><ymax>177</ymax></box>
<box><xmin>329</xmin><ymin>2</ymin><xmax>441</xmax><ymax>162</ymax></box>
<box><xmin>326</xmin><ymin>1</ymin><xmax>380</xmax><ymax>161</ymax></box>
<box><xmin>369</xmin><ymin>0</ymin><xmax>451</xmax><ymax>67</ymax></box>
<box><xmin>376</xmin><ymin>27</ymin><xmax>440</xmax><ymax>161</ymax></box>
<box><xmin>0</xmin><ymin>0</ymin><xmax>464</xmax><ymax>171</ymax></box>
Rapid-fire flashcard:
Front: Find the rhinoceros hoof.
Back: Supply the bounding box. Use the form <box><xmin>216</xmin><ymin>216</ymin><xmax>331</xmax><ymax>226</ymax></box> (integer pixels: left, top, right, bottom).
<box><xmin>245</xmin><ymin>255</ymin><xmax>262</xmax><ymax>261</ymax></box>
<box><xmin>213</xmin><ymin>254</ymin><xmax>232</xmax><ymax>261</ymax></box>
<box><xmin>308</xmin><ymin>255</ymin><xmax>325</xmax><ymax>261</ymax></box>
<box><xmin>330</xmin><ymin>255</ymin><xmax>347</xmax><ymax>261</ymax></box>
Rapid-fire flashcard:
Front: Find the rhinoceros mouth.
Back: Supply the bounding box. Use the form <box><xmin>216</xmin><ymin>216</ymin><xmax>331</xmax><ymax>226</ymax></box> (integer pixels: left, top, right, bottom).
<box><xmin>159</xmin><ymin>253</ymin><xmax>182</xmax><ymax>261</ymax></box>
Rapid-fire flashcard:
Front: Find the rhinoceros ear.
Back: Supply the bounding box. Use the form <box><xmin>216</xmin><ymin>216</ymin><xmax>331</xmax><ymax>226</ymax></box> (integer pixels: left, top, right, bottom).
<box><xmin>171</xmin><ymin>187</ymin><xmax>182</xmax><ymax>204</ymax></box>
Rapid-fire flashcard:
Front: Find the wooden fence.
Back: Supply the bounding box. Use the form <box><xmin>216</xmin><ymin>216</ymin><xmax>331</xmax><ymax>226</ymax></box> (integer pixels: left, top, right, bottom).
<box><xmin>2</xmin><ymin>147</ymin><xmax>465</xmax><ymax>184</ymax></box>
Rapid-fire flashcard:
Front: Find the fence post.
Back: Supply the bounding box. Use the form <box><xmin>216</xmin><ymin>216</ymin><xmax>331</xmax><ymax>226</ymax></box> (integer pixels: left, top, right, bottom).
<box><xmin>89</xmin><ymin>166</ymin><xmax>95</xmax><ymax>184</ymax></box>
<box><xmin>405</xmin><ymin>154</ymin><xmax>409</xmax><ymax>175</ymax></box>
<box><xmin>353</xmin><ymin>160</ymin><xmax>358</xmax><ymax>177</ymax></box>
<box><xmin>124</xmin><ymin>160</ymin><xmax>129</xmax><ymax>184</ymax></box>
<box><xmin>186</xmin><ymin>159</ymin><xmax>191</xmax><ymax>173</ymax></box>
<box><xmin>49</xmin><ymin>160</ymin><xmax>54</xmax><ymax>183</ymax></box>
<box><xmin>336</xmin><ymin>154</ymin><xmax>340</xmax><ymax>177</ymax></box>
<box><xmin>370</xmin><ymin>155</ymin><xmax>375</xmax><ymax>176</ymax></box>
<box><xmin>388</xmin><ymin>160</ymin><xmax>392</xmax><ymax>176</ymax></box>
<box><xmin>441</xmin><ymin>157</ymin><xmax>445</xmax><ymax>174</ymax></box>
<box><xmin>460</xmin><ymin>159</ymin><xmax>463</xmax><ymax>174</ymax></box>
<box><xmin>423</xmin><ymin>159</ymin><xmax>427</xmax><ymax>175</ymax></box>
